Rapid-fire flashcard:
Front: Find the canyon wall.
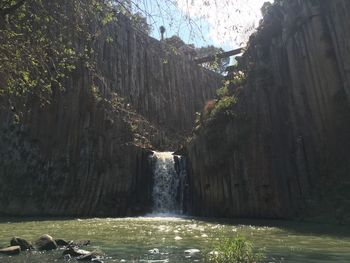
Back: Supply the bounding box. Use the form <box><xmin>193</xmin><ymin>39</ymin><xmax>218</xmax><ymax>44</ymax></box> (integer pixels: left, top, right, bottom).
<box><xmin>0</xmin><ymin>8</ymin><xmax>221</xmax><ymax>216</ymax></box>
<box><xmin>186</xmin><ymin>0</ymin><xmax>350</xmax><ymax>223</ymax></box>
<box><xmin>95</xmin><ymin>14</ymin><xmax>221</xmax><ymax>145</ymax></box>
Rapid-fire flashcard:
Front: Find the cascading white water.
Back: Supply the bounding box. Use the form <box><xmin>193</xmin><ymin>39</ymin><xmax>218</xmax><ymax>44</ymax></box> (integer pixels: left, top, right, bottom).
<box><xmin>151</xmin><ymin>151</ymin><xmax>186</xmax><ymax>214</ymax></box>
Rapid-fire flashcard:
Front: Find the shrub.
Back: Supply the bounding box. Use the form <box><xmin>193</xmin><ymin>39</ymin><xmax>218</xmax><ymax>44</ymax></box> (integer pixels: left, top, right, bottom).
<box><xmin>210</xmin><ymin>95</ymin><xmax>237</xmax><ymax>118</ymax></box>
<box><xmin>203</xmin><ymin>99</ymin><xmax>217</xmax><ymax>120</ymax></box>
<box><xmin>216</xmin><ymin>85</ymin><xmax>229</xmax><ymax>98</ymax></box>
<box><xmin>206</xmin><ymin>236</ymin><xmax>265</xmax><ymax>263</ymax></box>
<box><xmin>231</xmin><ymin>70</ymin><xmax>246</xmax><ymax>86</ymax></box>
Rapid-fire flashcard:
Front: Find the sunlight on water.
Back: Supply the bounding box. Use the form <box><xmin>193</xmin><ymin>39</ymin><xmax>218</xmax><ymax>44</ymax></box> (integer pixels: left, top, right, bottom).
<box><xmin>0</xmin><ymin>217</ymin><xmax>350</xmax><ymax>262</ymax></box>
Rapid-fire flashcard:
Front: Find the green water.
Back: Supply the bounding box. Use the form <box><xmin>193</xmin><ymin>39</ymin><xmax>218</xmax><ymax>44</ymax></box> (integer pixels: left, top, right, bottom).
<box><xmin>0</xmin><ymin>216</ymin><xmax>349</xmax><ymax>262</ymax></box>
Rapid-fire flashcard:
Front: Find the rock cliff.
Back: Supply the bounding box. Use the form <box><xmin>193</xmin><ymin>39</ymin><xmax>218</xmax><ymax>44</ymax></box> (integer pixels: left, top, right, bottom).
<box><xmin>186</xmin><ymin>0</ymin><xmax>350</xmax><ymax>223</ymax></box>
<box><xmin>94</xmin><ymin>15</ymin><xmax>221</xmax><ymax>146</ymax></box>
<box><xmin>0</xmin><ymin>4</ymin><xmax>221</xmax><ymax>216</ymax></box>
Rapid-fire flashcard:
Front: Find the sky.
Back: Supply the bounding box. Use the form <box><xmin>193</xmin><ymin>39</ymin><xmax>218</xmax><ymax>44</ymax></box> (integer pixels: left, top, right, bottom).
<box><xmin>132</xmin><ymin>0</ymin><xmax>273</xmax><ymax>51</ymax></box>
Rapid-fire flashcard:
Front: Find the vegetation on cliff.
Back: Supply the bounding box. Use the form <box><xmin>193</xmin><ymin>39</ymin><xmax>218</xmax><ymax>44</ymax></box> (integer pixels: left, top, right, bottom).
<box><xmin>0</xmin><ymin>0</ymin><xmax>150</xmax><ymax>117</ymax></box>
<box><xmin>0</xmin><ymin>0</ymin><xmax>222</xmax><ymax>217</ymax></box>
<box><xmin>163</xmin><ymin>35</ymin><xmax>230</xmax><ymax>74</ymax></box>
<box><xmin>192</xmin><ymin>64</ymin><xmax>246</xmax><ymax>143</ymax></box>
<box><xmin>0</xmin><ymin>0</ymin><xmax>178</xmax><ymax>148</ymax></box>
<box><xmin>0</xmin><ymin>1</ymin><xmax>105</xmax><ymax>111</ymax></box>
<box><xmin>186</xmin><ymin>0</ymin><xmax>350</xmax><ymax>223</ymax></box>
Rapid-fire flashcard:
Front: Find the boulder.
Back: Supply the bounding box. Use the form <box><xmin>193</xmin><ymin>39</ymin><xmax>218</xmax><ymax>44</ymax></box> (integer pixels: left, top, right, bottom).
<box><xmin>55</xmin><ymin>239</ymin><xmax>69</xmax><ymax>246</ymax></box>
<box><xmin>34</xmin><ymin>234</ymin><xmax>58</xmax><ymax>251</ymax></box>
<box><xmin>184</xmin><ymin>248</ymin><xmax>201</xmax><ymax>258</ymax></box>
<box><xmin>63</xmin><ymin>247</ymin><xmax>103</xmax><ymax>261</ymax></box>
<box><xmin>77</xmin><ymin>252</ymin><xmax>103</xmax><ymax>261</ymax></box>
<box><xmin>69</xmin><ymin>240</ymin><xmax>90</xmax><ymax>247</ymax></box>
<box><xmin>0</xmin><ymin>246</ymin><xmax>21</xmax><ymax>255</ymax></box>
<box><xmin>184</xmin><ymin>248</ymin><xmax>200</xmax><ymax>255</ymax></box>
<box><xmin>10</xmin><ymin>237</ymin><xmax>33</xmax><ymax>250</ymax></box>
<box><xmin>63</xmin><ymin>247</ymin><xmax>91</xmax><ymax>257</ymax></box>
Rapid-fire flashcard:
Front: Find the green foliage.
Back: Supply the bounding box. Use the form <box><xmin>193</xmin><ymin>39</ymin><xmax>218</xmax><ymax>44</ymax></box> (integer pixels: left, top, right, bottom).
<box><xmin>0</xmin><ymin>0</ymin><xmax>116</xmax><ymax>116</ymax></box>
<box><xmin>164</xmin><ymin>35</ymin><xmax>187</xmax><ymax>49</ymax></box>
<box><xmin>102</xmin><ymin>11</ymin><xmax>114</xmax><ymax>25</ymax></box>
<box><xmin>212</xmin><ymin>71</ymin><xmax>247</xmax><ymax>117</ymax></box>
<box><xmin>223</xmin><ymin>70</ymin><xmax>247</xmax><ymax>90</ymax></box>
<box><xmin>216</xmin><ymin>86</ymin><xmax>229</xmax><ymax>98</ymax></box>
<box><xmin>90</xmin><ymin>84</ymin><xmax>102</xmax><ymax>102</ymax></box>
<box><xmin>131</xmin><ymin>12</ymin><xmax>152</xmax><ymax>35</ymax></box>
<box><xmin>196</xmin><ymin>81</ymin><xmax>238</xmax><ymax>127</ymax></box>
<box><xmin>210</xmin><ymin>95</ymin><xmax>237</xmax><ymax>118</ymax></box>
<box><xmin>206</xmin><ymin>236</ymin><xmax>265</xmax><ymax>263</ymax></box>
<box><xmin>197</xmin><ymin>94</ymin><xmax>236</xmax><ymax>126</ymax></box>
<box><xmin>113</xmin><ymin>3</ymin><xmax>152</xmax><ymax>35</ymax></box>
<box><xmin>196</xmin><ymin>45</ymin><xmax>230</xmax><ymax>74</ymax></box>
<box><xmin>163</xmin><ymin>36</ymin><xmax>228</xmax><ymax>73</ymax></box>
<box><xmin>231</xmin><ymin>70</ymin><xmax>246</xmax><ymax>86</ymax></box>
<box><xmin>195</xmin><ymin>64</ymin><xmax>248</xmax><ymax>130</ymax></box>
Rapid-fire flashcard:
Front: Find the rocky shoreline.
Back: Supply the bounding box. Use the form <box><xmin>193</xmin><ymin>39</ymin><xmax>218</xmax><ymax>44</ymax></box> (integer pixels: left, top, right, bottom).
<box><xmin>0</xmin><ymin>234</ymin><xmax>103</xmax><ymax>262</ymax></box>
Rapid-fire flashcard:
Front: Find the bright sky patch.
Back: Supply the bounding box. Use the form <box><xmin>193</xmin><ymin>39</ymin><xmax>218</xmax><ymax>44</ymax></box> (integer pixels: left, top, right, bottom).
<box><xmin>175</xmin><ymin>0</ymin><xmax>273</xmax><ymax>48</ymax></box>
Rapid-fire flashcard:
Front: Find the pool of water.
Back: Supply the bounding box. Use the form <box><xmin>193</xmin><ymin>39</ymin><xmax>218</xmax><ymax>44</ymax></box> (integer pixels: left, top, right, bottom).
<box><xmin>0</xmin><ymin>216</ymin><xmax>349</xmax><ymax>262</ymax></box>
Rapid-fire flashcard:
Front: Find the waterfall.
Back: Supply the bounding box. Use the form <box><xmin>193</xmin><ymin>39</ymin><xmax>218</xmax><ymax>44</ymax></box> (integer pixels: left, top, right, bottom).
<box><xmin>150</xmin><ymin>151</ymin><xmax>187</xmax><ymax>214</ymax></box>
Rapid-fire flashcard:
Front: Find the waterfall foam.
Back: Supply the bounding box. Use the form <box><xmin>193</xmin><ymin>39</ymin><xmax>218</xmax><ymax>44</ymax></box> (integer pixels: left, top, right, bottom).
<box><xmin>151</xmin><ymin>151</ymin><xmax>186</xmax><ymax>214</ymax></box>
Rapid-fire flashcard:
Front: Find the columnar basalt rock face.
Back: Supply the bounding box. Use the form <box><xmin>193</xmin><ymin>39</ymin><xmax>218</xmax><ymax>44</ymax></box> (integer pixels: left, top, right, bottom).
<box><xmin>0</xmin><ymin>96</ymin><xmax>155</xmax><ymax>216</ymax></box>
<box><xmin>0</xmin><ymin>11</ymin><xmax>221</xmax><ymax>216</ymax></box>
<box><xmin>94</xmin><ymin>15</ymin><xmax>221</xmax><ymax>141</ymax></box>
<box><xmin>187</xmin><ymin>0</ymin><xmax>350</xmax><ymax>222</ymax></box>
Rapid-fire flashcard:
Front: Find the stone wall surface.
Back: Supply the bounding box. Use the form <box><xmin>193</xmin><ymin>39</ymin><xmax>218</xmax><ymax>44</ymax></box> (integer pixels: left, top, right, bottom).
<box><xmin>186</xmin><ymin>0</ymin><xmax>350</xmax><ymax>222</ymax></box>
<box><xmin>0</xmin><ymin>8</ymin><xmax>221</xmax><ymax>216</ymax></box>
<box><xmin>96</xmin><ymin>15</ymin><xmax>221</xmax><ymax>140</ymax></box>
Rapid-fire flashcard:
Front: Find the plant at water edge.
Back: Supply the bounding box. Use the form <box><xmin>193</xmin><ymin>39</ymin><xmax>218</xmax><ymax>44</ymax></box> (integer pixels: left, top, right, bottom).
<box><xmin>205</xmin><ymin>236</ymin><xmax>265</xmax><ymax>263</ymax></box>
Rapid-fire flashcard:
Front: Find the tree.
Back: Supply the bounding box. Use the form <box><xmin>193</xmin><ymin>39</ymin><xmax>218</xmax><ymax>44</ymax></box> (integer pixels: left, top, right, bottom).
<box><xmin>164</xmin><ymin>35</ymin><xmax>187</xmax><ymax>49</ymax></box>
<box><xmin>126</xmin><ymin>0</ymin><xmax>269</xmax><ymax>47</ymax></box>
<box><xmin>164</xmin><ymin>35</ymin><xmax>228</xmax><ymax>73</ymax></box>
<box><xmin>0</xmin><ymin>0</ymin><xmax>116</xmax><ymax>116</ymax></box>
<box><xmin>0</xmin><ymin>0</ymin><xmax>265</xmax><ymax>116</ymax></box>
<box><xmin>131</xmin><ymin>12</ymin><xmax>152</xmax><ymax>35</ymax></box>
<box><xmin>106</xmin><ymin>1</ymin><xmax>152</xmax><ymax>35</ymax></box>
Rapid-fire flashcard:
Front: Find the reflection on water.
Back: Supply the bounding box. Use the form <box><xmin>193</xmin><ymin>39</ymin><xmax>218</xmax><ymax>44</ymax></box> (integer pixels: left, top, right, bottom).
<box><xmin>0</xmin><ymin>216</ymin><xmax>349</xmax><ymax>262</ymax></box>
